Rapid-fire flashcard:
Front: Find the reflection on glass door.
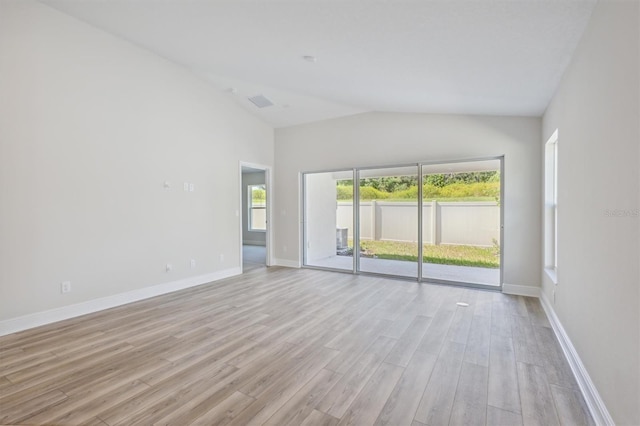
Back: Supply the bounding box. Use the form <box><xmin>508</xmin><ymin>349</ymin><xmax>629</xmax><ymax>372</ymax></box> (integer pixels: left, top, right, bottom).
<box><xmin>357</xmin><ymin>166</ymin><xmax>419</xmax><ymax>278</ymax></box>
<box><xmin>303</xmin><ymin>170</ymin><xmax>354</xmax><ymax>271</ymax></box>
<box><xmin>421</xmin><ymin>160</ymin><xmax>501</xmax><ymax>286</ymax></box>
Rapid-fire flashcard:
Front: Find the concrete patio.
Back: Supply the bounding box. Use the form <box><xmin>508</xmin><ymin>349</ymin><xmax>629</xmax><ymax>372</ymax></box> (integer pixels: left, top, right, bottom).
<box><xmin>307</xmin><ymin>255</ymin><xmax>500</xmax><ymax>286</ymax></box>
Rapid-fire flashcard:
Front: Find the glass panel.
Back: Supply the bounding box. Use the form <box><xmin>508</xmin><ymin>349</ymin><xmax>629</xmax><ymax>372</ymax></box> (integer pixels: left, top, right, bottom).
<box><xmin>303</xmin><ymin>170</ymin><xmax>354</xmax><ymax>271</ymax></box>
<box><xmin>249</xmin><ymin>184</ymin><xmax>266</xmax><ymax>231</ymax></box>
<box><xmin>357</xmin><ymin>166</ymin><xmax>419</xmax><ymax>278</ymax></box>
<box><xmin>421</xmin><ymin>160</ymin><xmax>501</xmax><ymax>286</ymax></box>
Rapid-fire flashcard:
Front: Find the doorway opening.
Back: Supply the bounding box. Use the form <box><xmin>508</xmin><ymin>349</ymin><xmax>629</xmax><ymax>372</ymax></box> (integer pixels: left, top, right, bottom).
<box><xmin>302</xmin><ymin>157</ymin><xmax>503</xmax><ymax>289</ymax></box>
<box><xmin>240</xmin><ymin>163</ymin><xmax>271</xmax><ymax>273</ymax></box>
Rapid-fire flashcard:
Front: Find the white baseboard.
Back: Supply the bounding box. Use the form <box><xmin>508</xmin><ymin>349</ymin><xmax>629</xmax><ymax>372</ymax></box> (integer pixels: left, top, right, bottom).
<box><xmin>242</xmin><ymin>240</ymin><xmax>266</xmax><ymax>246</ymax></box>
<box><xmin>0</xmin><ymin>267</ymin><xmax>241</xmax><ymax>337</ymax></box>
<box><xmin>502</xmin><ymin>283</ymin><xmax>541</xmax><ymax>297</ymax></box>
<box><xmin>273</xmin><ymin>258</ymin><xmax>300</xmax><ymax>268</ymax></box>
<box><xmin>539</xmin><ymin>293</ymin><xmax>614</xmax><ymax>426</ymax></box>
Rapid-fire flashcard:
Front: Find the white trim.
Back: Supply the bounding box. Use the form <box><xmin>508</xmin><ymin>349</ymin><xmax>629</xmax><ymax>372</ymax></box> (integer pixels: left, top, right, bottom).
<box><xmin>502</xmin><ymin>283</ymin><xmax>541</xmax><ymax>297</ymax></box>
<box><xmin>0</xmin><ymin>268</ymin><xmax>241</xmax><ymax>337</ymax></box>
<box><xmin>544</xmin><ymin>267</ymin><xmax>558</xmax><ymax>285</ymax></box>
<box><xmin>540</xmin><ymin>293</ymin><xmax>614</xmax><ymax>426</ymax></box>
<box><xmin>273</xmin><ymin>258</ymin><xmax>301</xmax><ymax>268</ymax></box>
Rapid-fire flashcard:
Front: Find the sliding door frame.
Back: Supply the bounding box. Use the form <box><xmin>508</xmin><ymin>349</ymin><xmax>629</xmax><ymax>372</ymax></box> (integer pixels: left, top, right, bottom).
<box><xmin>301</xmin><ymin>155</ymin><xmax>504</xmax><ymax>290</ymax></box>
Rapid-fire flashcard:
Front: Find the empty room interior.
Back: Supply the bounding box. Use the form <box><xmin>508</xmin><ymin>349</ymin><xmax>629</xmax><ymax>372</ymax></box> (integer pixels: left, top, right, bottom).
<box><xmin>0</xmin><ymin>0</ymin><xmax>639</xmax><ymax>425</ymax></box>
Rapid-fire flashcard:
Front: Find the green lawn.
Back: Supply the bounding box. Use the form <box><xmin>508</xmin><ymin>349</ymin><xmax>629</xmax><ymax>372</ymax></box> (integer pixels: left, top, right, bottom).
<box><xmin>353</xmin><ymin>240</ymin><xmax>499</xmax><ymax>269</ymax></box>
<box><xmin>382</xmin><ymin>197</ymin><xmax>497</xmax><ymax>202</ymax></box>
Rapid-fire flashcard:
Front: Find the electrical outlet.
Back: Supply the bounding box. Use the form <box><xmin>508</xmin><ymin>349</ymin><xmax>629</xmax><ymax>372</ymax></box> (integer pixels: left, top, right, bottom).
<box><xmin>166</xmin><ymin>263</ymin><xmax>172</xmax><ymax>272</ymax></box>
<box><xmin>61</xmin><ymin>281</ymin><xmax>71</xmax><ymax>294</ymax></box>
<box><xmin>219</xmin><ymin>254</ymin><xmax>224</xmax><ymax>262</ymax></box>
<box><xmin>190</xmin><ymin>259</ymin><xmax>196</xmax><ymax>269</ymax></box>
<box><xmin>189</xmin><ymin>183</ymin><xmax>194</xmax><ymax>192</ymax></box>
<box><xmin>183</xmin><ymin>182</ymin><xmax>189</xmax><ymax>191</ymax></box>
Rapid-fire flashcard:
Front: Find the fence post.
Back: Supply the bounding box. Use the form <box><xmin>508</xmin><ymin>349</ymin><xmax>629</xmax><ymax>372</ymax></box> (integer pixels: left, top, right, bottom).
<box><xmin>431</xmin><ymin>200</ymin><xmax>438</xmax><ymax>245</ymax></box>
<box><xmin>371</xmin><ymin>200</ymin><xmax>377</xmax><ymax>240</ymax></box>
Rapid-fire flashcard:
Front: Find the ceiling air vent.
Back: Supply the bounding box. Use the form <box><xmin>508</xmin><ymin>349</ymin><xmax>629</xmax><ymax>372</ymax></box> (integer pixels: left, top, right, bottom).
<box><xmin>248</xmin><ymin>94</ymin><xmax>274</xmax><ymax>108</ymax></box>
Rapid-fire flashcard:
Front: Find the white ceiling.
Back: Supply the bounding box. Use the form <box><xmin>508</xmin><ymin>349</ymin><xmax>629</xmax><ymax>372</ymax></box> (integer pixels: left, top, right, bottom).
<box><xmin>40</xmin><ymin>0</ymin><xmax>597</xmax><ymax>128</ymax></box>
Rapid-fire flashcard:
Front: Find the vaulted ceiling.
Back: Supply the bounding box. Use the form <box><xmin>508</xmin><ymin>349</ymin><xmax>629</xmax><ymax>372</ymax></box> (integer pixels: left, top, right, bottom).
<box><xmin>41</xmin><ymin>0</ymin><xmax>597</xmax><ymax>127</ymax></box>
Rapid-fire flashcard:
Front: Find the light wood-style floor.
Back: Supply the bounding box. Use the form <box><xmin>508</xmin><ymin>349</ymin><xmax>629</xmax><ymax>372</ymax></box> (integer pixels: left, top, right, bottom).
<box><xmin>0</xmin><ymin>267</ymin><xmax>593</xmax><ymax>426</ymax></box>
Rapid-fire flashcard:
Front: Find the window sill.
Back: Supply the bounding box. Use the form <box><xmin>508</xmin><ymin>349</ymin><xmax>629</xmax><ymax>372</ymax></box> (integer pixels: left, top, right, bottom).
<box><xmin>545</xmin><ymin>267</ymin><xmax>558</xmax><ymax>285</ymax></box>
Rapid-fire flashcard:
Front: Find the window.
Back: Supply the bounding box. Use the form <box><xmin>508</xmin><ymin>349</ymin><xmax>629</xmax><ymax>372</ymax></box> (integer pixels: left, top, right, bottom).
<box><xmin>544</xmin><ymin>129</ymin><xmax>558</xmax><ymax>281</ymax></box>
<box><xmin>248</xmin><ymin>184</ymin><xmax>266</xmax><ymax>231</ymax></box>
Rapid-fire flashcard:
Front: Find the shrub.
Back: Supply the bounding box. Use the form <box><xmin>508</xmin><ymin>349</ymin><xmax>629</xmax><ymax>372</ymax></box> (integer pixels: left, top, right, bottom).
<box><xmin>359</xmin><ymin>186</ymin><xmax>389</xmax><ymax>200</ymax></box>
<box><xmin>334</xmin><ymin>181</ymin><xmax>499</xmax><ymax>201</ymax></box>
<box><xmin>336</xmin><ymin>185</ymin><xmax>353</xmax><ymax>200</ymax></box>
<box><xmin>389</xmin><ymin>186</ymin><xmax>418</xmax><ymax>200</ymax></box>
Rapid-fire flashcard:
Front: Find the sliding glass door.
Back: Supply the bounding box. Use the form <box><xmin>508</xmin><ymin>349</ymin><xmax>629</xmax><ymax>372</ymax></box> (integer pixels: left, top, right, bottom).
<box><xmin>303</xmin><ymin>157</ymin><xmax>503</xmax><ymax>288</ymax></box>
<box><xmin>357</xmin><ymin>166</ymin><xmax>419</xmax><ymax>278</ymax></box>
<box><xmin>421</xmin><ymin>160</ymin><xmax>501</xmax><ymax>286</ymax></box>
<box><xmin>303</xmin><ymin>170</ymin><xmax>354</xmax><ymax>271</ymax></box>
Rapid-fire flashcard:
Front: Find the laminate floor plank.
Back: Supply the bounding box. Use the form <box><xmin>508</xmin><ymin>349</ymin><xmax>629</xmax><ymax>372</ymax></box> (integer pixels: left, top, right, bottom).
<box><xmin>324</xmin><ymin>318</ymin><xmax>393</xmax><ymax>375</ymax></box>
<box><xmin>486</xmin><ymin>405</ymin><xmax>523</xmax><ymax>426</ymax></box>
<box><xmin>464</xmin><ymin>315</ymin><xmax>491</xmax><ymax>367</ymax></box>
<box><xmin>317</xmin><ymin>335</ymin><xmax>398</xmax><ymax>419</ymax></box>
<box><xmin>524</xmin><ymin>297</ymin><xmax>551</xmax><ymax>328</ymax></box>
<box><xmin>108</xmin><ymin>364</ymin><xmax>239</xmax><ymax>426</ymax></box>
<box><xmin>414</xmin><ymin>341</ymin><xmax>466</xmax><ymax>425</ymax></box>
<box><xmin>26</xmin><ymin>378</ymin><xmax>150</xmax><ymax>426</ymax></box>
<box><xmin>490</xmin><ymin>300</ymin><xmax>512</xmax><ymax>338</ymax></box>
<box><xmin>415</xmin><ymin>308</ymin><xmax>455</xmax><ymax>355</ymax></box>
<box><xmin>374</xmin><ymin>349</ymin><xmax>437</xmax><ymax>426</ymax></box>
<box><xmin>381</xmin><ymin>301</ymin><xmax>432</xmax><ymax>339</ymax></box>
<box><xmin>190</xmin><ymin>391</ymin><xmax>255</xmax><ymax>426</ymax></box>
<box><xmin>472</xmin><ymin>291</ymin><xmax>493</xmax><ymax>318</ymax></box>
<box><xmin>0</xmin><ymin>376</ymin><xmax>12</xmax><ymax>389</ymax></box>
<box><xmin>224</xmin><ymin>346</ymin><xmax>340</xmax><ymax>426</ymax></box>
<box><xmin>503</xmin><ymin>294</ymin><xmax>529</xmax><ymax>318</ymax></box>
<box><xmin>517</xmin><ymin>361</ymin><xmax>560</xmax><ymax>426</ymax></box>
<box><xmin>238</xmin><ymin>330</ymin><xmax>338</xmax><ymax>398</ymax></box>
<box><xmin>510</xmin><ymin>314</ymin><xmax>543</xmax><ymax>367</ymax></box>
<box><xmin>265</xmin><ymin>368</ymin><xmax>342</xmax><ymax>426</ymax></box>
<box><xmin>487</xmin><ymin>334</ymin><xmax>521</xmax><ymax>414</ymax></box>
<box><xmin>28</xmin><ymin>359</ymin><xmax>164</xmax><ymax>423</ymax></box>
<box><xmin>336</xmin><ymin>362</ymin><xmax>404</xmax><ymax>426</ymax></box>
<box><xmin>449</xmin><ymin>361</ymin><xmax>488</xmax><ymax>426</ymax></box>
<box><xmin>301</xmin><ymin>409</ymin><xmax>340</xmax><ymax>426</ymax></box>
<box><xmin>0</xmin><ymin>389</ymin><xmax>68</xmax><ymax>425</ymax></box>
<box><xmin>0</xmin><ymin>268</ymin><xmax>593</xmax><ymax>426</ymax></box>
<box><xmin>549</xmin><ymin>384</ymin><xmax>595</xmax><ymax>426</ymax></box>
<box><xmin>384</xmin><ymin>315</ymin><xmax>432</xmax><ymax>367</ymax></box>
<box><xmin>532</xmin><ymin>325</ymin><xmax>579</xmax><ymax>390</ymax></box>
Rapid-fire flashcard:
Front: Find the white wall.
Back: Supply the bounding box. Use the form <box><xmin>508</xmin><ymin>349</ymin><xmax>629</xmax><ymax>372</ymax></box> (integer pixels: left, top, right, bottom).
<box><xmin>542</xmin><ymin>1</ymin><xmax>639</xmax><ymax>424</ymax></box>
<box><xmin>0</xmin><ymin>1</ymin><xmax>273</xmax><ymax>324</ymax></box>
<box><xmin>275</xmin><ymin>113</ymin><xmax>541</xmax><ymax>289</ymax></box>
<box><xmin>304</xmin><ymin>173</ymin><xmax>338</xmax><ymax>262</ymax></box>
<box><xmin>241</xmin><ymin>171</ymin><xmax>266</xmax><ymax>246</ymax></box>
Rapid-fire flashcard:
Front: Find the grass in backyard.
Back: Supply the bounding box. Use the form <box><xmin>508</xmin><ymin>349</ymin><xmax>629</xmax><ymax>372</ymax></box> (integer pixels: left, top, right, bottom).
<box><xmin>382</xmin><ymin>197</ymin><xmax>497</xmax><ymax>202</ymax></box>
<box><xmin>355</xmin><ymin>240</ymin><xmax>500</xmax><ymax>269</ymax></box>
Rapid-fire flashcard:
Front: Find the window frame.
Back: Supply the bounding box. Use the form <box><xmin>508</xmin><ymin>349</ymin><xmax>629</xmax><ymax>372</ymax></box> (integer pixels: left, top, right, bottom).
<box><xmin>544</xmin><ymin>129</ymin><xmax>558</xmax><ymax>283</ymax></box>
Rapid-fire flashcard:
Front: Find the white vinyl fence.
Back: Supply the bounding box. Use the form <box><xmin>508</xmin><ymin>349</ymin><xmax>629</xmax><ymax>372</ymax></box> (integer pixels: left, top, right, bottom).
<box><xmin>336</xmin><ymin>201</ymin><xmax>500</xmax><ymax>247</ymax></box>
